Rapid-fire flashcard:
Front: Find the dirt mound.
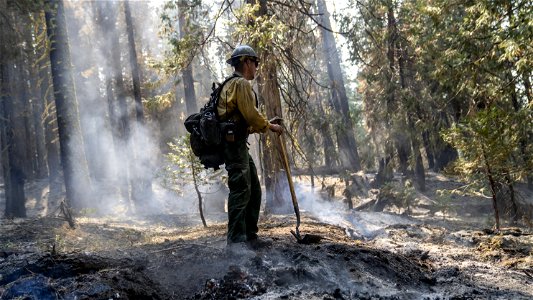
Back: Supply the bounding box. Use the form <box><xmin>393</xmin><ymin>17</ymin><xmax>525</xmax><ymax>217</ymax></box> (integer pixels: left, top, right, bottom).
<box><xmin>188</xmin><ymin>242</ymin><xmax>435</xmax><ymax>299</ymax></box>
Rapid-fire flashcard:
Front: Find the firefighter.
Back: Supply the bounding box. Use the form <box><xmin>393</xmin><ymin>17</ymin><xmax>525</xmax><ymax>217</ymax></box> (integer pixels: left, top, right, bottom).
<box><xmin>218</xmin><ymin>45</ymin><xmax>283</xmax><ymax>250</ymax></box>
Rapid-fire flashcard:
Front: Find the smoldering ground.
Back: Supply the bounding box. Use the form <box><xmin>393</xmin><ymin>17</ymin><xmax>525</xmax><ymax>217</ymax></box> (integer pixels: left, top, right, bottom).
<box><xmin>1</xmin><ymin>202</ymin><xmax>532</xmax><ymax>299</ymax></box>
<box><xmin>2</xmin><ymin>161</ymin><xmax>533</xmax><ymax>299</ymax></box>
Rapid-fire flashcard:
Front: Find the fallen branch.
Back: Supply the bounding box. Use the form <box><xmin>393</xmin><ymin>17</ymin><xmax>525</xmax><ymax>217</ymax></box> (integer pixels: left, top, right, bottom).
<box><xmin>59</xmin><ymin>200</ymin><xmax>76</xmax><ymax>229</ymax></box>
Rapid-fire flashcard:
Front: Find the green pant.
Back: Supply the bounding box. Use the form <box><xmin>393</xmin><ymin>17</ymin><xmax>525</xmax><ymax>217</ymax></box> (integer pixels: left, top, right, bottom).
<box><xmin>224</xmin><ymin>139</ymin><xmax>261</xmax><ymax>243</ymax></box>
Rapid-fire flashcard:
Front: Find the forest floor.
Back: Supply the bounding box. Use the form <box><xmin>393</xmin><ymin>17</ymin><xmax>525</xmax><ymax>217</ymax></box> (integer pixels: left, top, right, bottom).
<box><xmin>1</xmin><ymin>173</ymin><xmax>533</xmax><ymax>299</ymax></box>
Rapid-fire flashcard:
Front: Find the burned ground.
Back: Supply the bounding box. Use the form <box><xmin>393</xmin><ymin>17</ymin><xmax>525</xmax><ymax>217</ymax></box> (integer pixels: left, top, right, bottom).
<box><xmin>1</xmin><ymin>213</ymin><xmax>532</xmax><ymax>299</ymax></box>
<box><xmin>1</xmin><ymin>174</ymin><xmax>533</xmax><ymax>299</ymax></box>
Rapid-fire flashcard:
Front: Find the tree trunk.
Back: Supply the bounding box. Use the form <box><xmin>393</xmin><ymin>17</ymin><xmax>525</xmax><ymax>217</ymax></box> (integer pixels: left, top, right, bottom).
<box><xmin>93</xmin><ymin>1</ymin><xmax>131</xmax><ymax>204</ymax></box>
<box><xmin>384</xmin><ymin>4</ymin><xmax>411</xmax><ymax>176</ymax></box>
<box><xmin>96</xmin><ymin>1</ymin><xmax>133</xmax><ymax>206</ymax></box>
<box><xmin>97</xmin><ymin>5</ymin><xmax>119</xmax><ymax>144</ymax></box>
<box><xmin>434</xmin><ymin>143</ymin><xmax>458</xmax><ymax>170</ymax></box>
<box><xmin>258</xmin><ymin>58</ymin><xmax>291</xmax><ymax>214</ymax></box>
<box><xmin>524</xmin><ymin>72</ymin><xmax>532</xmax><ymax>106</ymax></box>
<box><xmin>397</xmin><ymin>32</ymin><xmax>425</xmax><ymax>191</ymax></box>
<box><xmin>0</xmin><ymin>6</ymin><xmax>28</xmax><ymax>217</ymax></box>
<box><xmin>107</xmin><ymin>2</ymin><xmax>130</xmax><ymax>162</ymax></box>
<box><xmin>422</xmin><ymin>131</ymin><xmax>435</xmax><ymax>170</ymax></box>
<box><xmin>433</xmin><ymin>113</ymin><xmax>458</xmax><ymax>170</ymax></box>
<box><xmin>25</xmin><ymin>24</ymin><xmax>46</xmax><ymax>180</ymax></box>
<box><xmin>523</xmin><ymin>73</ymin><xmax>533</xmax><ymax>190</ymax></box>
<box><xmin>191</xmin><ymin>153</ymin><xmax>207</xmax><ymax>228</ymax></box>
<box><xmin>94</xmin><ymin>0</ymin><xmax>122</xmax><ymax>143</ymax></box>
<box><xmin>45</xmin><ymin>0</ymin><xmax>92</xmax><ymax>210</ymax></box>
<box><xmin>504</xmin><ymin>174</ymin><xmax>519</xmax><ymax>225</ymax></box>
<box><xmin>482</xmin><ymin>146</ymin><xmax>500</xmax><ymax>230</ymax></box>
<box><xmin>1</xmin><ymin>58</ymin><xmax>27</xmax><ymax>218</ymax></box>
<box><xmin>395</xmin><ymin>134</ymin><xmax>410</xmax><ymax>175</ymax></box>
<box><xmin>30</xmin><ymin>22</ymin><xmax>48</xmax><ymax>179</ymax></box>
<box><xmin>244</xmin><ymin>0</ymin><xmax>290</xmax><ymax>214</ymax></box>
<box><xmin>66</xmin><ymin>2</ymin><xmax>112</xmax><ymax>183</ymax></box>
<box><xmin>14</xmin><ymin>59</ymin><xmax>34</xmax><ymax>179</ymax></box>
<box><xmin>38</xmin><ymin>31</ymin><xmax>62</xmax><ymax>189</ymax></box>
<box><xmin>125</xmin><ymin>1</ymin><xmax>145</xmax><ymax>126</ymax></box>
<box><xmin>178</xmin><ymin>0</ymin><xmax>198</xmax><ymax>115</ymax></box>
<box><xmin>316</xmin><ymin>0</ymin><xmax>361</xmax><ymax>171</ymax></box>
<box><xmin>411</xmin><ymin>133</ymin><xmax>426</xmax><ymax>191</ymax></box>
<box><xmin>42</xmin><ymin>68</ymin><xmax>61</xmax><ymax>190</ymax></box>
<box><xmin>37</xmin><ymin>13</ymin><xmax>62</xmax><ymax>188</ymax></box>
<box><xmin>316</xmin><ymin>96</ymin><xmax>338</xmax><ymax>170</ymax></box>
<box><xmin>0</xmin><ymin>12</ymin><xmax>27</xmax><ymax>218</ymax></box>
<box><xmin>125</xmin><ymin>0</ymin><xmax>153</xmax><ymax>206</ymax></box>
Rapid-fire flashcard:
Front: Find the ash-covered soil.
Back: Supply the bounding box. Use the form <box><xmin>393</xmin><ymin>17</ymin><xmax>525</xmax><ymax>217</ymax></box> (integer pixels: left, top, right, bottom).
<box><xmin>1</xmin><ymin>173</ymin><xmax>532</xmax><ymax>299</ymax></box>
<box><xmin>1</xmin><ymin>212</ymin><xmax>532</xmax><ymax>299</ymax></box>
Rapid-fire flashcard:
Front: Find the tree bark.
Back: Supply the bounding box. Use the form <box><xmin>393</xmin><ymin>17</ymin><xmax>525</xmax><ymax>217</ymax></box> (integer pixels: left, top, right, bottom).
<box><xmin>397</xmin><ymin>34</ymin><xmax>425</xmax><ymax>191</ymax></box>
<box><xmin>9</xmin><ymin>15</ymin><xmax>35</xmax><ymax>179</ymax></box>
<box><xmin>96</xmin><ymin>4</ymin><xmax>118</xmax><ymax>142</ymax></box>
<box><xmin>315</xmin><ymin>98</ymin><xmax>338</xmax><ymax>169</ymax></box>
<box><xmin>316</xmin><ymin>0</ymin><xmax>361</xmax><ymax>171</ymax></box>
<box><xmin>1</xmin><ymin>6</ymin><xmax>26</xmax><ymax>216</ymax></box>
<box><xmin>178</xmin><ymin>0</ymin><xmax>198</xmax><ymax>115</ymax></box>
<box><xmin>36</xmin><ymin>12</ymin><xmax>62</xmax><ymax>188</ymax></box>
<box><xmin>504</xmin><ymin>174</ymin><xmax>519</xmax><ymax>225</ymax></box>
<box><xmin>37</xmin><ymin>19</ymin><xmax>62</xmax><ymax>187</ymax></box>
<box><xmin>42</xmin><ymin>66</ymin><xmax>61</xmax><ymax>189</ymax></box>
<box><xmin>1</xmin><ymin>62</ymin><xmax>27</xmax><ymax>218</ymax></box>
<box><xmin>93</xmin><ymin>1</ymin><xmax>131</xmax><ymax>204</ymax></box>
<box><xmin>0</xmin><ymin>5</ymin><xmax>27</xmax><ymax>217</ymax></box>
<box><xmin>95</xmin><ymin>1</ymin><xmax>132</xmax><ymax>204</ymax></box>
<box><xmin>65</xmin><ymin>2</ymin><xmax>112</xmax><ymax>183</ymax></box>
<box><xmin>433</xmin><ymin>112</ymin><xmax>458</xmax><ymax>170</ymax></box>
<box><xmin>482</xmin><ymin>146</ymin><xmax>500</xmax><ymax>230</ymax></box>
<box><xmin>522</xmin><ymin>73</ymin><xmax>533</xmax><ymax>190</ymax></box>
<box><xmin>13</xmin><ymin>52</ymin><xmax>34</xmax><ymax>179</ymax></box>
<box><xmin>191</xmin><ymin>153</ymin><xmax>207</xmax><ymax>228</ymax></box>
<box><xmin>243</xmin><ymin>0</ymin><xmax>290</xmax><ymax>213</ymax></box>
<box><xmin>257</xmin><ymin>58</ymin><xmax>291</xmax><ymax>213</ymax></box>
<box><xmin>524</xmin><ymin>72</ymin><xmax>532</xmax><ymax>106</ymax></box>
<box><xmin>124</xmin><ymin>1</ymin><xmax>145</xmax><ymax>126</ymax></box>
<box><xmin>45</xmin><ymin>0</ymin><xmax>92</xmax><ymax>210</ymax></box>
<box><xmin>29</xmin><ymin>20</ymin><xmax>48</xmax><ymax>179</ymax></box>
<box><xmin>422</xmin><ymin>131</ymin><xmax>435</xmax><ymax>170</ymax></box>
<box><xmin>125</xmin><ymin>0</ymin><xmax>153</xmax><ymax>206</ymax></box>
<box><xmin>384</xmin><ymin>4</ymin><xmax>411</xmax><ymax>176</ymax></box>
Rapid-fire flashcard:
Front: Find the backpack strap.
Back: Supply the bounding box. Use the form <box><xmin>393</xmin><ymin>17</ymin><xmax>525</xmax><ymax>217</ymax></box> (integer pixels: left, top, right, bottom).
<box><xmin>213</xmin><ymin>73</ymin><xmax>241</xmax><ymax>109</ymax></box>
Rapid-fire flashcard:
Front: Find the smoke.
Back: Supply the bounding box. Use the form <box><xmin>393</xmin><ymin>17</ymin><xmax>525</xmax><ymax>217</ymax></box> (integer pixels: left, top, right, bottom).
<box><xmin>295</xmin><ymin>182</ymin><xmax>417</xmax><ymax>239</ymax></box>
<box><xmin>57</xmin><ymin>1</ymin><xmax>175</xmax><ymax>216</ymax></box>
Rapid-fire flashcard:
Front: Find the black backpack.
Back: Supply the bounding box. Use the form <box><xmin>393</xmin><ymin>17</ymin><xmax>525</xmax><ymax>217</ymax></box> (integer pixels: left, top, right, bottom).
<box><xmin>184</xmin><ymin>75</ymin><xmax>238</xmax><ymax>170</ymax></box>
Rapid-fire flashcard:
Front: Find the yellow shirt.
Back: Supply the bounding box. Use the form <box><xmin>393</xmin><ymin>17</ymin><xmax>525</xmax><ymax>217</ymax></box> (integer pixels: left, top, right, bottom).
<box><xmin>217</xmin><ymin>75</ymin><xmax>269</xmax><ymax>133</ymax></box>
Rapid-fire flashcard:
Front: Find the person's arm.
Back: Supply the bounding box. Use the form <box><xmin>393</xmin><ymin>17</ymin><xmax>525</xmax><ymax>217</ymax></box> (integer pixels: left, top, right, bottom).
<box><xmin>234</xmin><ymin>78</ymin><xmax>270</xmax><ymax>133</ymax></box>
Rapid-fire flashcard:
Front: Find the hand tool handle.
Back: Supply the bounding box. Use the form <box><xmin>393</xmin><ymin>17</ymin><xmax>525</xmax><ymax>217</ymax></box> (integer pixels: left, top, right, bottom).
<box><xmin>278</xmin><ymin>134</ymin><xmax>301</xmax><ymax>237</ymax></box>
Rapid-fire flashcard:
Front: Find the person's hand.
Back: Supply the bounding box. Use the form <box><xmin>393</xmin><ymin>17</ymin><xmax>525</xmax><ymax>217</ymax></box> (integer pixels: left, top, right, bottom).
<box><xmin>269</xmin><ymin>123</ymin><xmax>283</xmax><ymax>135</ymax></box>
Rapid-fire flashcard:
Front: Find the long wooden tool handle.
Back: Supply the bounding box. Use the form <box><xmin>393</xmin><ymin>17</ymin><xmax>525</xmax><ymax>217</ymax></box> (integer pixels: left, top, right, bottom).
<box><xmin>278</xmin><ymin>134</ymin><xmax>301</xmax><ymax>234</ymax></box>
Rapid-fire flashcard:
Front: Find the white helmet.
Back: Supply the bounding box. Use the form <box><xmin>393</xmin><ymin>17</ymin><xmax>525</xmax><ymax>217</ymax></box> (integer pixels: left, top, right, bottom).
<box><xmin>226</xmin><ymin>45</ymin><xmax>259</xmax><ymax>66</ymax></box>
